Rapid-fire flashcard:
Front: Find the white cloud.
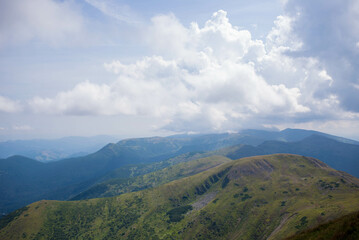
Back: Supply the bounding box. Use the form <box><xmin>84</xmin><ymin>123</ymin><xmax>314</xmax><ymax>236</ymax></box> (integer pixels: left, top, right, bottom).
<box><xmin>29</xmin><ymin>11</ymin><xmax>313</xmax><ymax>132</ymax></box>
<box><xmin>284</xmin><ymin>0</ymin><xmax>359</xmax><ymax>112</ymax></box>
<box><xmin>29</xmin><ymin>81</ymin><xmax>134</xmax><ymax>116</ymax></box>
<box><xmin>13</xmin><ymin>125</ymin><xmax>32</xmax><ymax>131</ymax></box>
<box><xmin>266</xmin><ymin>15</ymin><xmax>302</xmax><ymax>51</ymax></box>
<box><xmin>0</xmin><ymin>95</ymin><xmax>22</xmax><ymax>113</ymax></box>
<box><xmin>0</xmin><ymin>0</ymin><xmax>84</xmax><ymax>47</ymax></box>
<box><xmin>27</xmin><ymin>8</ymin><xmax>359</xmax><ymax>133</ymax></box>
<box><xmin>84</xmin><ymin>0</ymin><xmax>140</xmax><ymax>24</ymax></box>
<box><xmin>146</xmin><ymin>13</ymin><xmax>191</xmax><ymax>58</ymax></box>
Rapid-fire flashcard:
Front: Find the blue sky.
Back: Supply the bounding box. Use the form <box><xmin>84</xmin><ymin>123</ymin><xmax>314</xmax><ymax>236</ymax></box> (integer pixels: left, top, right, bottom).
<box><xmin>0</xmin><ymin>0</ymin><xmax>359</xmax><ymax>141</ymax></box>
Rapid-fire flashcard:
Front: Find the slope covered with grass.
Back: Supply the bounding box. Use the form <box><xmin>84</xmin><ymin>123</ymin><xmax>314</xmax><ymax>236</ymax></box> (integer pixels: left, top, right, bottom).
<box><xmin>72</xmin><ymin>155</ymin><xmax>231</xmax><ymax>200</ymax></box>
<box><xmin>286</xmin><ymin>210</ymin><xmax>359</xmax><ymax>240</ymax></box>
<box><xmin>1</xmin><ymin>154</ymin><xmax>359</xmax><ymax>240</ymax></box>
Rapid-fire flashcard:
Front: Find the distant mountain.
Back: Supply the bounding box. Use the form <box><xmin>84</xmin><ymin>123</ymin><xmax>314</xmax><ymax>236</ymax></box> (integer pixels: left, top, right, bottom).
<box><xmin>1</xmin><ymin>128</ymin><xmax>356</xmax><ymax>162</ymax></box>
<box><xmin>225</xmin><ymin>134</ymin><xmax>359</xmax><ymax>177</ymax></box>
<box><xmin>1</xmin><ymin>154</ymin><xmax>359</xmax><ymax>239</ymax></box>
<box><xmin>0</xmin><ymin>156</ymin><xmax>46</xmax><ymax>215</ymax></box>
<box><xmin>240</xmin><ymin>128</ymin><xmax>359</xmax><ymax>145</ymax></box>
<box><xmin>0</xmin><ymin>135</ymin><xmax>119</xmax><ymax>162</ymax></box>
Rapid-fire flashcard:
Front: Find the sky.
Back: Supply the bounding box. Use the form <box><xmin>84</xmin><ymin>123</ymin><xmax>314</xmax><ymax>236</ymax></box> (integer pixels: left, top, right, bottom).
<box><xmin>0</xmin><ymin>0</ymin><xmax>359</xmax><ymax>141</ymax></box>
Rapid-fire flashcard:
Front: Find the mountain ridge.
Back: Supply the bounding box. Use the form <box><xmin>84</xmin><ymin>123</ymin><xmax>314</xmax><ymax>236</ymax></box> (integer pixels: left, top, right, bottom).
<box><xmin>225</xmin><ymin>134</ymin><xmax>359</xmax><ymax>177</ymax></box>
<box><xmin>1</xmin><ymin>154</ymin><xmax>359</xmax><ymax>239</ymax></box>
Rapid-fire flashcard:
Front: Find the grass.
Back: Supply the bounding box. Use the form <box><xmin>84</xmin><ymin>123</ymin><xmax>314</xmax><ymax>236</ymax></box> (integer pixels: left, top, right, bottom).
<box><xmin>286</xmin><ymin>210</ymin><xmax>359</xmax><ymax>240</ymax></box>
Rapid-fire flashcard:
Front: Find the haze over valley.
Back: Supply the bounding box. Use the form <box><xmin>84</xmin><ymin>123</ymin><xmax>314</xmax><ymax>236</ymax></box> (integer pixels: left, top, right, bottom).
<box><xmin>1</xmin><ymin>0</ymin><xmax>359</xmax><ymax>239</ymax></box>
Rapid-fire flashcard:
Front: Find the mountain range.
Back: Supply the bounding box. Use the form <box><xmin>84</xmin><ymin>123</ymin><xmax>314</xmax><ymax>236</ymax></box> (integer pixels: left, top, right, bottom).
<box><xmin>1</xmin><ymin>154</ymin><xmax>359</xmax><ymax>239</ymax></box>
<box><xmin>0</xmin><ymin>135</ymin><xmax>119</xmax><ymax>162</ymax></box>
<box><xmin>0</xmin><ymin>128</ymin><xmax>359</xmax><ymax>239</ymax></box>
<box><xmin>1</xmin><ymin>128</ymin><xmax>359</xmax><ymax>215</ymax></box>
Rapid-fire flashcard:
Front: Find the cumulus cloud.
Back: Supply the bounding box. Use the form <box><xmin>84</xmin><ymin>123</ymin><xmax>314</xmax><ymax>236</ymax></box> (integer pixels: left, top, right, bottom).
<box><xmin>28</xmin><ymin>8</ymin><xmax>359</xmax><ymax>133</ymax></box>
<box><xmin>0</xmin><ymin>0</ymin><xmax>84</xmax><ymax>47</ymax></box>
<box><xmin>283</xmin><ymin>0</ymin><xmax>359</xmax><ymax>111</ymax></box>
<box><xmin>0</xmin><ymin>95</ymin><xmax>22</xmax><ymax>113</ymax></box>
<box><xmin>29</xmin><ymin>81</ymin><xmax>130</xmax><ymax>116</ymax></box>
<box><xmin>29</xmin><ymin>11</ymin><xmax>311</xmax><ymax>131</ymax></box>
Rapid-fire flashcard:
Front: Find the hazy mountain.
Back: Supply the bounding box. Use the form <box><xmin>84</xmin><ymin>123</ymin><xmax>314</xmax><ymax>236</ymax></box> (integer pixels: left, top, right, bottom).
<box><xmin>225</xmin><ymin>134</ymin><xmax>359</xmax><ymax>177</ymax></box>
<box><xmin>0</xmin><ymin>135</ymin><xmax>119</xmax><ymax>162</ymax></box>
<box><xmin>0</xmin><ymin>137</ymin><xmax>181</xmax><ymax>215</ymax></box>
<box><xmin>1</xmin><ymin>128</ymin><xmax>356</xmax><ymax>162</ymax></box>
<box><xmin>240</xmin><ymin>128</ymin><xmax>359</xmax><ymax>145</ymax></box>
<box><xmin>1</xmin><ymin>154</ymin><xmax>359</xmax><ymax>239</ymax></box>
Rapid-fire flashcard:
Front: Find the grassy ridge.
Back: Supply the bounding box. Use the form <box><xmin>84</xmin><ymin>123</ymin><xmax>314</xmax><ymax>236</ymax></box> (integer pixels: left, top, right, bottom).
<box><xmin>72</xmin><ymin>155</ymin><xmax>232</xmax><ymax>200</ymax></box>
<box><xmin>1</xmin><ymin>154</ymin><xmax>359</xmax><ymax>239</ymax></box>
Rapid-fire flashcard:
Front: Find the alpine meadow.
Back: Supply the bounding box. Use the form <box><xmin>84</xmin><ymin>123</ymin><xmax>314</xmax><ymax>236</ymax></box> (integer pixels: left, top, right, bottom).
<box><xmin>1</xmin><ymin>0</ymin><xmax>359</xmax><ymax>239</ymax></box>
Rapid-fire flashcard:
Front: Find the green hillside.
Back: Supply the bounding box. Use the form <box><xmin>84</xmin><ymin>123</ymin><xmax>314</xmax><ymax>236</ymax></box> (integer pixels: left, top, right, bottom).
<box><xmin>96</xmin><ymin>151</ymin><xmax>214</xmax><ymax>183</ymax></box>
<box><xmin>1</xmin><ymin>154</ymin><xmax>359</xmax><ymax>240</ymax></box>
<box><xmin>286</xmin><ymin>210</ymin><xmax>359</xmax><ymax>240</ymax></box>
<box><xmin>72</xmin><ymin>155</ymin><xmax>231</xmax><ymax>200</ymax></box>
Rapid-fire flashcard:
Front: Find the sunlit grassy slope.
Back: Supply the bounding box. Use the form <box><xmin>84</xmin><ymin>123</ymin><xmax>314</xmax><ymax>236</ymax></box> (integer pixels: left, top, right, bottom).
<box><xmin>72</xmin><ymin>155</ymin><xmax>231</xmax><ymax>200</ymax></box>
<box><xmin>1</xmin><ymin>154</ymin><xmax>359</xmax><ymax>240</ymax></box>
<box><xmin>285</xmin><ymin>210</ymin><xmax>359</xmax><ymax>240</ymax></box>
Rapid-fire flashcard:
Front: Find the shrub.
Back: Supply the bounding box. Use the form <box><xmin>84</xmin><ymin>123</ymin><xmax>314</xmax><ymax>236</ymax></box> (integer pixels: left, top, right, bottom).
<box><xmin>167</xmin><ymin>205</ymin><xmax>193</xmax><ymax>223</ymax></box>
